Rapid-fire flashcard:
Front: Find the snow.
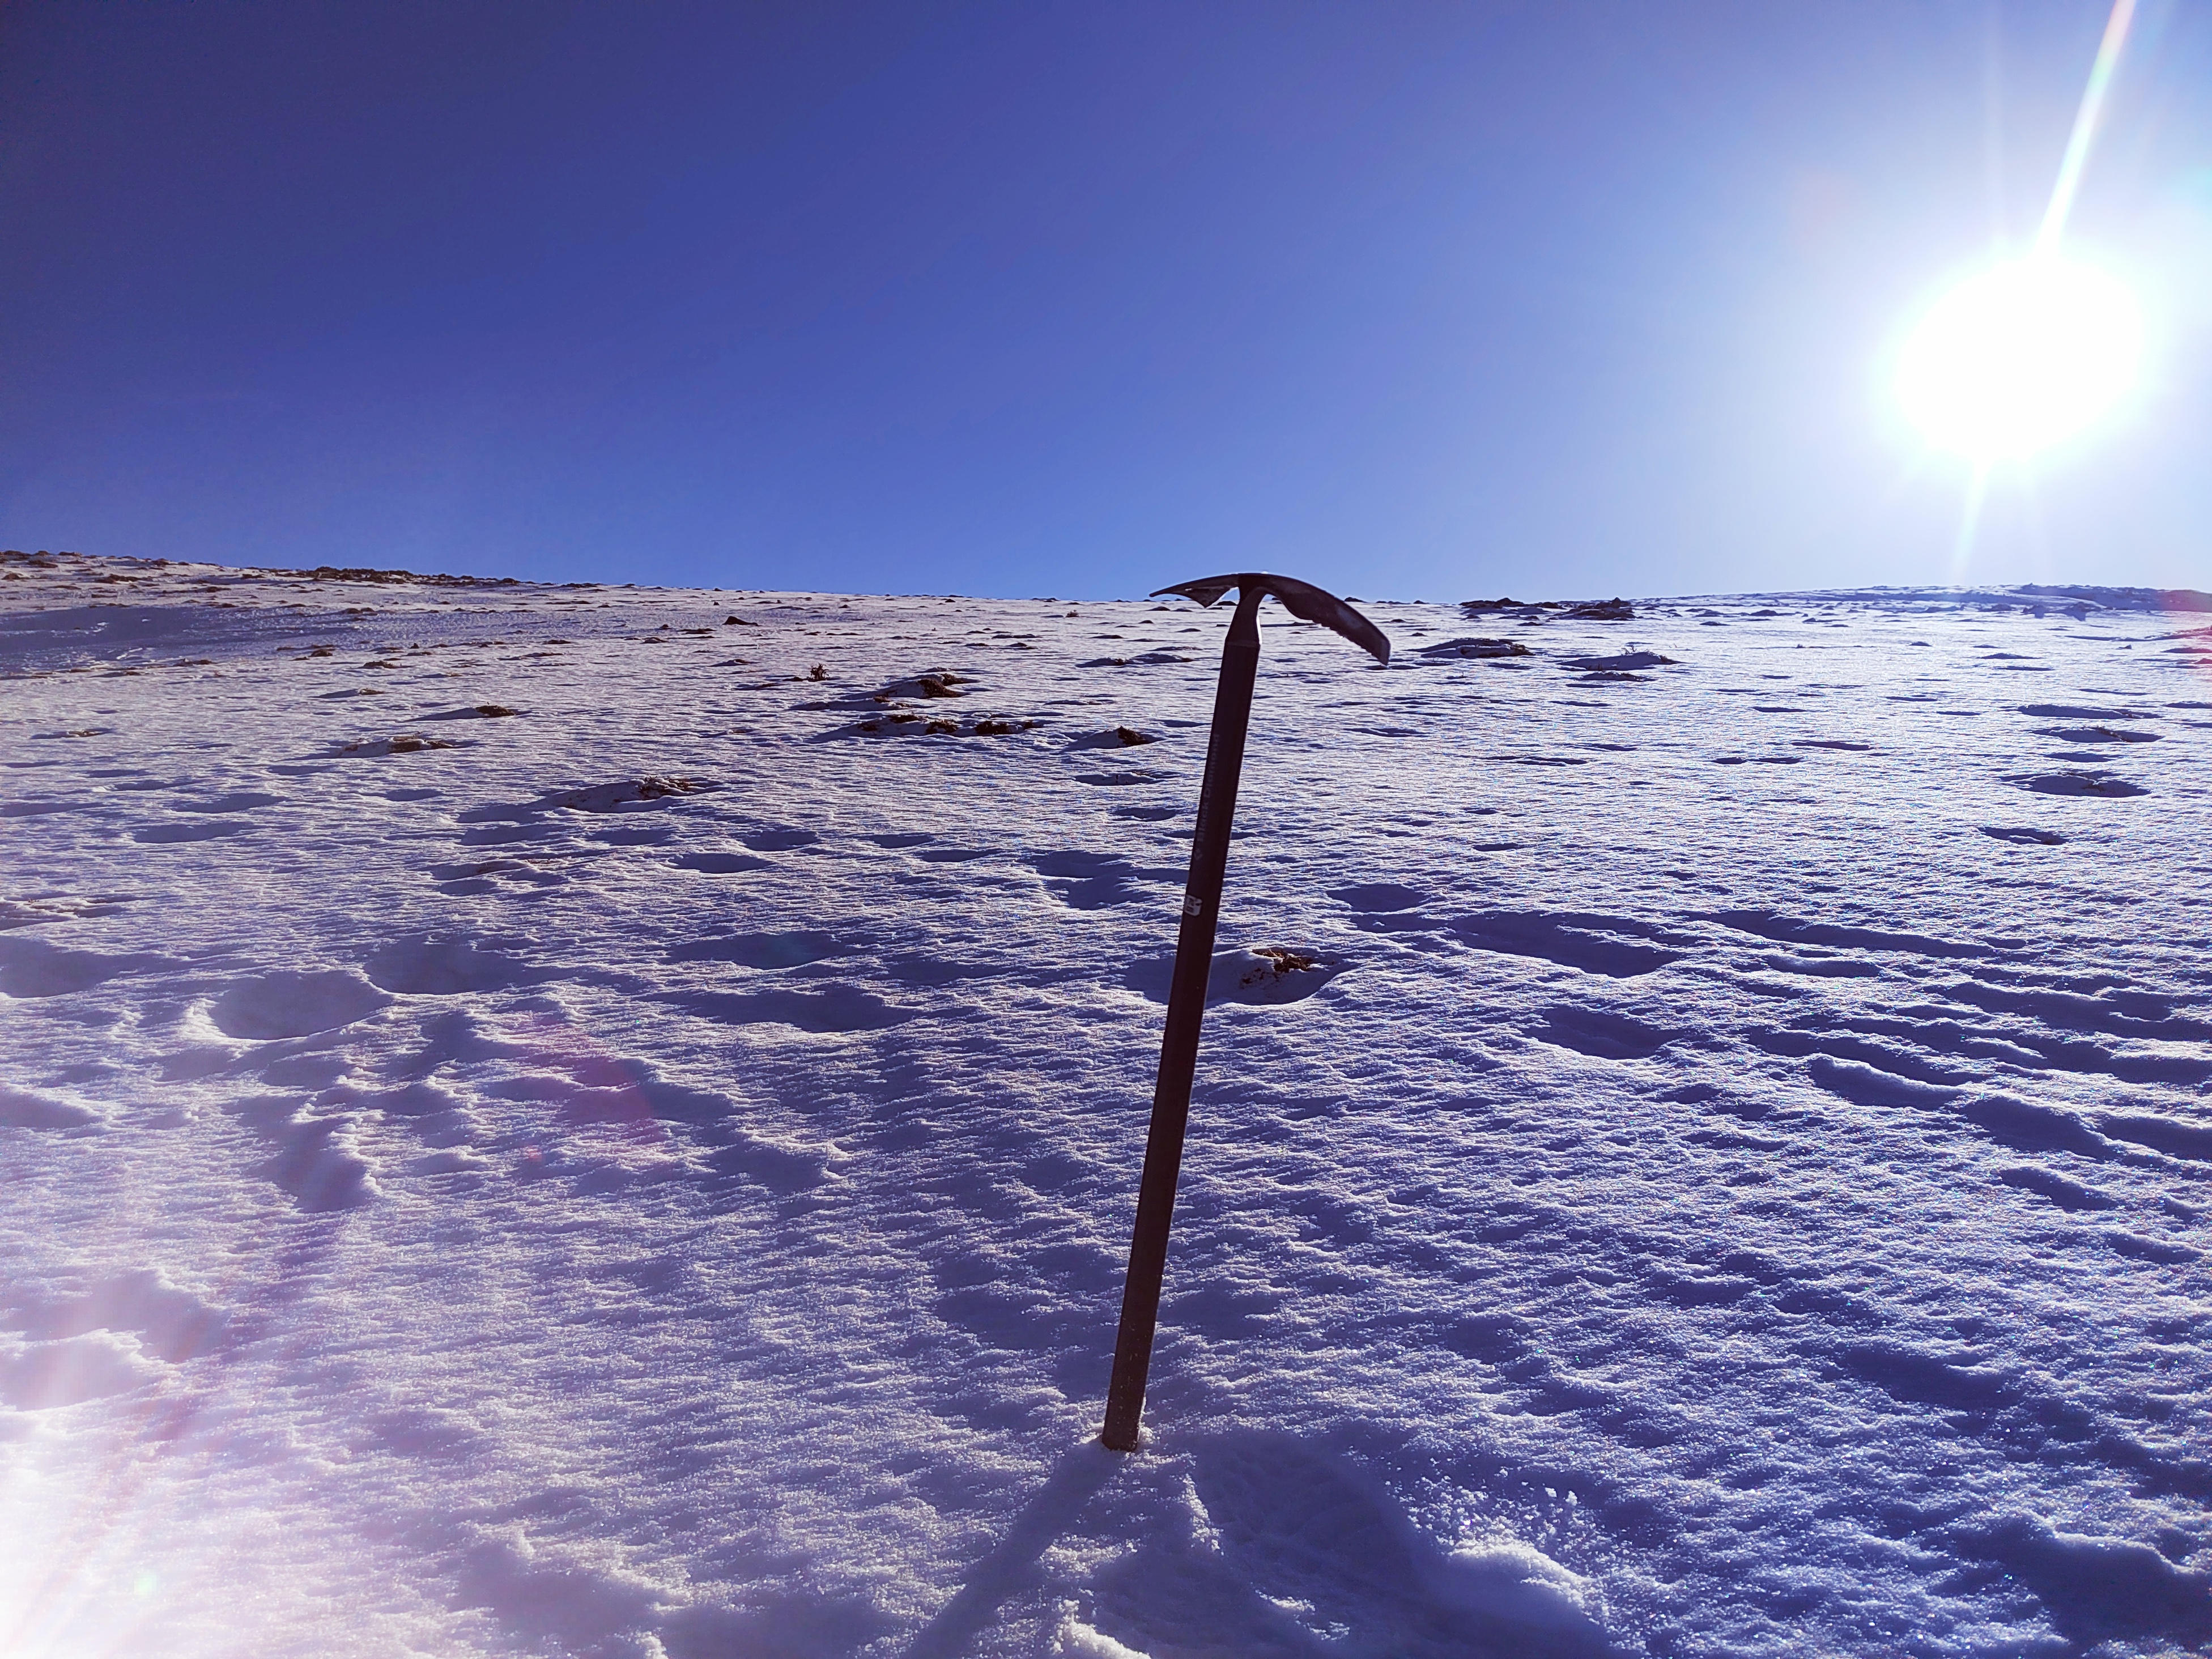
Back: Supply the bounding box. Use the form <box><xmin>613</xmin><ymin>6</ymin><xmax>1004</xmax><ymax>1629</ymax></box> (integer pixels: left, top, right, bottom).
<box><xmin>3</xmin><ymin>548</ymin><xmax>2210</xmax><ymax>1657</ymax></box>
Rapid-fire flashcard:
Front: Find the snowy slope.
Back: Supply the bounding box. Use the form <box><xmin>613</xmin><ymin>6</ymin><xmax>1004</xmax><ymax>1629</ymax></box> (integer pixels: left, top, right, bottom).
<box><xmin>3</xmin><ymin>549</ymin><xmax>2210</xmax><ymax>1659</ymax></box>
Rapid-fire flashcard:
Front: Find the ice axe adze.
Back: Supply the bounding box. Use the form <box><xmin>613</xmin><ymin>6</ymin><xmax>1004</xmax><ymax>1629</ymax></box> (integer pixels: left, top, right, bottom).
<box><xmin>1099</xmin><ymin>573</ymin><xmax>1390</xmax><ymax>1452</ymax></box>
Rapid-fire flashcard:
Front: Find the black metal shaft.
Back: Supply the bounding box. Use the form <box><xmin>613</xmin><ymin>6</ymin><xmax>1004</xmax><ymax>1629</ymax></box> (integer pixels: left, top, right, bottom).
<box><xmin>1100</xmin><ymin>588</ymin><xmax>1264</xmax><ymax>1451</ymax></box>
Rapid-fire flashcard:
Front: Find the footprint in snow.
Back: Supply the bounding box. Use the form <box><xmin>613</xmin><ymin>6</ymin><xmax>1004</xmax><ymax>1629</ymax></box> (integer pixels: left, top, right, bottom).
<box><xmin>0</xmin><ymin>1332</ymin><xmax>160</xmax><ymax>1409</ymax></box>
<box><xmin>430</xmin><ymin>857</ymin><xmax>565</xmax><ymax>894</ymax></box>
<box><xmin>0</xmin><ymin>1084</ymin><xmax>101</xmax><ymax>1130</ymax></box>
<box><xmin>2096</xmin><ymin>1114</ymin><xmax>2212</xmax><ymax>1162</ymax></box>
<box><xmin>1329</xmin><ymin>882</ymin><xmax>1427</xmax><ymax>913</ymax></box>
<box><xmin>132</xmin><ymin>820</ymin><xmax>256</xmax><ymax>843</ymax></box>
<box><xmin>1983</xmin><ymin>827</ymin><xmax>2067</xmax><ymax>846</ymax></box>
<box><xmin>673</xmin><ymin>852</ymin><xmax>776</xmax><ymax>874</ymax></box>
<box><xmin>2106</xmin><ymin>1232</ymin><xmax>2202</xmax><ymax>1265</ymax></box>
<box><xmin>0</xmin><ymin>935</ymin><xmax>169</xmax><ymax>996</ymax></box>
<box><xmin>1</xmin><ymin>801</ymin><xmax>84</xmax><ymax>818</ymax></box>
<box><xmin>229</xmin><ymin>1094</ymin><xmax>379</xmax><ymax>1211</ymax></box>
<box><xmin>1714</xmin><ymin>909</ymin><xmax>1993</xmax><ymax>958</ymax></box>
<box><xmin>661</xmin><ymin>984</ymin><xmax>913</xmax><ymax>1033</ymax></box>
<box><xmin>1564</xmin><ymin>650</ymin><xmax>1677</xmax><ymax>671</ymax></box>
<box><xmin>454</xmin><ymin>820</ymin><xmax>556</xmax><ymax>848</ymax></box>
<box><xmin>1950</xmin><ymin>1515</ymin><xmax>2212</xmax><ymax>1649</ymax></box>
<box><xmin>1452</xmin><ymin>911</ymin><xmax>1687</xmax><ymax>977</ymax></box>
<box><xmin>7</xmin><ymin>1269</ymin><xmax>229</xmax><ymax>1362</ymax></box>
<box><xmin>458</xmin><ymin>779</ymin><xmax>713</xmax><ymax>832</ymax></box>
<box><xmin>2019</xmin><ymin>703</ymin><xmax>2157</xmax><ymax>721</ymax></box>
<box><xmin>2032</xmin><ymin>725</ymin><xmax>2160</xmax><ymax>745</ymax></box>
<box><xmin>1027</xmin><ymin>850</ymin><xmax>1172</xmax><ymax>909</ymax></box>
<box><xmin>589</xmin><ymin>824</ymin><xmax>674</xmax><ymax>847</ymax></box>
<box><xmin>1528</xmin><ymin>1005</ymin><xmax>1684</xmax><ymax>1060</ymax></box>
<box><xmin>363</xmin><ymin>939</ymin><xmax>552</xmax><ymax>995</ymax></box>
<box><xmin>175</xmin><ymin>792</ymin><xmax>281</xmax><ymax>813</ymax></box>
<box><xmin>2010</xmin><ymin>771</ymin><xmax>2147</xmax><ymax>798</ymax></box>
<box><xmin>209</xmin><ymin>969</ymin><xmax>392</xmax><ymax>1040</ymax></box>
<box><xmin>1997</xmin><ymin>1164</ymin><xmax>2117</xmax><ymax>1213</ymax></box>
<box><xmin>666</xmin><ymin>930</ymin><xmax>850</xmax><ymax>969</ymax></box>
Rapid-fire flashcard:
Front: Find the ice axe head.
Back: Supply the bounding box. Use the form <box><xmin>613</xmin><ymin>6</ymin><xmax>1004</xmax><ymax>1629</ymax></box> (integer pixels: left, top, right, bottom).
<box><xmin>1100</xmin><ymin>569</ymin><xmax>1388</xmax><ymax>1453</ymax></box>
<box><xmin>1151</xmin><ymin>572</ymin><xmax>1390</xmax><ymax>664</ymax></box>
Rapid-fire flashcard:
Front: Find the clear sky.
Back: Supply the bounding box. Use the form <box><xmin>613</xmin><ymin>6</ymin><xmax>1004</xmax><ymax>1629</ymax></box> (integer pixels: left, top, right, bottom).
<box><xmin>2</xmin><ymin>2</ymin><xmax>2205</xmax><ymax>600</ymax></box>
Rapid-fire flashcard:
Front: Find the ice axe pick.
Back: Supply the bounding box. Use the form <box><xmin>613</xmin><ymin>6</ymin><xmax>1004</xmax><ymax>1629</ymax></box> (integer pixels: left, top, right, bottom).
<box><xmin>1100</xmin><ymin>573</ymin><xmax>1390</xmax><ymax>1453</ymax></box>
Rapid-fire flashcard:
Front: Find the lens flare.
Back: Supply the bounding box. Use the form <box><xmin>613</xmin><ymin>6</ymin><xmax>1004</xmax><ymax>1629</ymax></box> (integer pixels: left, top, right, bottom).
<box><xmin>1895</xmin><ymin>256</ymin><xmax>2142</xmax><ymax>461</ymax></box>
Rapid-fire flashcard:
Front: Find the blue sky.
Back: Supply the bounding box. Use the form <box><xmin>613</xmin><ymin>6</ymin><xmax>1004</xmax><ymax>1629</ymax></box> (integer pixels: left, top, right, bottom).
<box><xmin>2</xmin><ymin>2</ymin><xmax>2205</xmax><ymax>599</ymax></box>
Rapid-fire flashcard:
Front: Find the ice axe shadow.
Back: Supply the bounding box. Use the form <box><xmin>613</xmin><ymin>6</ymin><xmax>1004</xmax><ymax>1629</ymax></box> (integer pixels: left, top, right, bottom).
<box><xmin>899</xmin><ymin>1440</ymin><xmax>1125</xmax><ymax>1658</ymax></box>
<box><xmin>1100</xmin><ymin>574</ymin><xmax>1389</xmax><ymax>1453</ymax></box>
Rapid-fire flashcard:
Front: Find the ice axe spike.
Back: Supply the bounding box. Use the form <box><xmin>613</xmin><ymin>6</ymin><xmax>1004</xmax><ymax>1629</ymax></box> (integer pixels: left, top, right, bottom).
<box><xmin>1100</xmin><ymin>574</ymin><xmax>1389</xmax><ymax>1453</ymax></box>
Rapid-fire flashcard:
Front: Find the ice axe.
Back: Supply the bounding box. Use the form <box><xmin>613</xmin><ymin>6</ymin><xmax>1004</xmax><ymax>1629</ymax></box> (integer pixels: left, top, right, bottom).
<box><xmin>1100</xmin><ymin>573</ymin><xmax>1390</xmax><ymax>1452</ymax></box>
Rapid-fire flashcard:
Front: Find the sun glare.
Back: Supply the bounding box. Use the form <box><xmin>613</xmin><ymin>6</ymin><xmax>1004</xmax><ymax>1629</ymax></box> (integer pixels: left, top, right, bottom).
<box><xmin>1895</xmin><ymin>256</ymin><xmax>2142</xmax><ymax>461</ymax></box>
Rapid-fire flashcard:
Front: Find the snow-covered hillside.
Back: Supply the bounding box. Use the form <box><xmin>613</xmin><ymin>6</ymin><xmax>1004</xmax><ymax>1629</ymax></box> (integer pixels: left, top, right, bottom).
<box><xmin>3</xmin><ymin>550</ymin><xmax>2209</xmax><ymax>1658</ymax></box>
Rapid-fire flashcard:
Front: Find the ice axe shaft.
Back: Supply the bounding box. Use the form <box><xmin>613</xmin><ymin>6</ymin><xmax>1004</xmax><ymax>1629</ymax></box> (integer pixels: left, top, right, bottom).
<box><xmin>1101</xmin><ymin>589</ymin><xmax>1262</xmax><ymax>1450</ymax></box>
<box><xmin>1100</xmin><ymin>575</ymin><xmax>1388</xmax><ymax>1453</ymax></box>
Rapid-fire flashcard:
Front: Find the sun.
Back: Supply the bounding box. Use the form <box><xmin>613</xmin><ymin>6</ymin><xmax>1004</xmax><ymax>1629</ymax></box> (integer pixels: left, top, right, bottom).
<box><xmin>1894</xmin><ymin>256</ymin><xmax>2142</xmax><ymax>461</ymax></box>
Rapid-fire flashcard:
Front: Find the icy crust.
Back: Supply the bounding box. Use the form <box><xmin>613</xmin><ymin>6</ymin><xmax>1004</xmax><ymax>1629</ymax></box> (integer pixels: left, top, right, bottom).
<box><xmin>2</xmin><ymin>555</ymin><xmax>2210</xmax><ymax>1657</ymax></box>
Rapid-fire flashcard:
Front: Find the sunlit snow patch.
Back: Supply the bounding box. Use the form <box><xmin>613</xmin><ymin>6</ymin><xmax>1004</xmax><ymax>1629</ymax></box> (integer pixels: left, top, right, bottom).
<box><xmin>207</xmin><ymin>968</ymin><xmax>392</xmax><ymax>1040</ymax></box>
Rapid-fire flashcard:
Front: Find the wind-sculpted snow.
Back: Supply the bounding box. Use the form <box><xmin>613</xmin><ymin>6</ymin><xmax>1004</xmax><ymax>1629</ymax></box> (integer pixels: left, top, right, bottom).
<box><xmin>3</xmin><ymin>551</ymin><xmax>2210</xmax><ymax>1657</ymax></box>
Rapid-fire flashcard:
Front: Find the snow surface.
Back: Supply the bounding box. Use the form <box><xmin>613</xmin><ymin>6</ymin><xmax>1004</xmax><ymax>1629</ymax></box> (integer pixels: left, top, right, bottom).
<box><xmin>3</xmin><ymin>550</ymin><xmax>2210</xmax><ymax>1658</ymax></box>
